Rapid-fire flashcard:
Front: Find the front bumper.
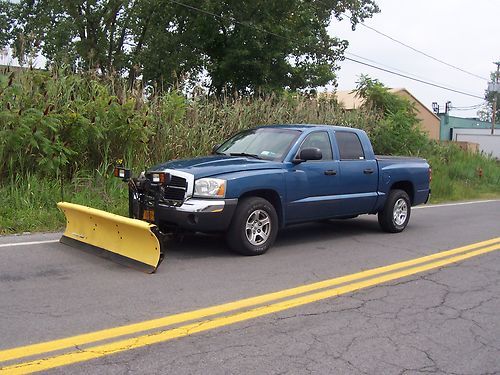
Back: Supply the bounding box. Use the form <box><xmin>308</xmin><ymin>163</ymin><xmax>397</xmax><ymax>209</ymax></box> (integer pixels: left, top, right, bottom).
<box><xmin>153</xmin><ymin>198</ymin><xmax>238</xmax><ymax>233</ymax></box>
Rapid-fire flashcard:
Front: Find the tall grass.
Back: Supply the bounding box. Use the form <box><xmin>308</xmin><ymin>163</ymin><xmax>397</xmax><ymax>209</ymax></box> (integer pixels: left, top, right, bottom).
<box><xmin>427</xmin><ymin>143</ymin><xmax>500</xmax><ymax>202</ymax></box>
<box><xmin>1</xmin><ymin>69</ymin><xmax>381</xmax><ymax>178</ymax></box>
<box><xmin>0</xmin><ymin>174</ymin><xmax>128</xmax><ymax>233</ymax></box>
<box><xmin>0</xmin><ymin>68</ymin><xmax>499</xmax><ymax>234</ymax></box>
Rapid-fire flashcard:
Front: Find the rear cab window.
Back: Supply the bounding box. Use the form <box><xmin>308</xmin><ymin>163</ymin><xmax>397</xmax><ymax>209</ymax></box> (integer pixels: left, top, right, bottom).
<box><xmin>335</xmin><ymin>131</ymin><xmax>365</xmax><ymax>160</ymax></box>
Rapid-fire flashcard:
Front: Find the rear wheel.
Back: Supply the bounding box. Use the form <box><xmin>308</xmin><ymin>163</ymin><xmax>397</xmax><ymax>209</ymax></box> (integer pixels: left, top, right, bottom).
<box><xmin>378</xmin><ymin>189</ymin><xmax>411</xmax><ymax>233</ymax></box>
<box><xmin>226</xmin><ymin>197</ymin><xmax>278</xmax><ymax>255</ymax></box>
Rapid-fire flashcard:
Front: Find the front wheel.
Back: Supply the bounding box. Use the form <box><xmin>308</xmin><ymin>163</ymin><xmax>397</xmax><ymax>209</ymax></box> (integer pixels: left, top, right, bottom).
<box><xmin>378</xmin><ymin>189</ymin><xmax>411</xmax><ymax>233</ymax></box>
<box><xmin>226</xmin><ymin>197</ymin><xmax>278</xmax><ymax>255</ymax></box>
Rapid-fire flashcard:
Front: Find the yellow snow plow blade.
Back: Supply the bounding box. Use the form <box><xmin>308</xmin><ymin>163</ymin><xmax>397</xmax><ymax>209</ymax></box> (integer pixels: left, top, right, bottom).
<box><xmin>57</xmin><ymin>202</ymin><xmax>163</xmax><ymax>273</ymax></box>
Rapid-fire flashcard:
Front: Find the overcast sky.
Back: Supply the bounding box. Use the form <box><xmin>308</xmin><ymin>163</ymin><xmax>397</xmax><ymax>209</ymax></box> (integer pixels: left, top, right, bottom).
<box><xmin>328</xmin><ymin>0</ymin><xmax>497</xmax><ymax>118</ymax></box>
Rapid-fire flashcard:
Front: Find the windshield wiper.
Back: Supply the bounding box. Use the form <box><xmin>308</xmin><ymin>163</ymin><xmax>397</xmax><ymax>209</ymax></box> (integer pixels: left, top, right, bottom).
<box><xmin>229</xmin><ymin>152</ymin><xmax>261</xmax><ymax>159</ymax></box>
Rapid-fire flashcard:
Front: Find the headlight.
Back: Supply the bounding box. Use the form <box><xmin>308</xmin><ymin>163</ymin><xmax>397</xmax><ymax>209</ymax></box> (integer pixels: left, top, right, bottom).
<box><xmin>194</xmin><ymin>178</ymin><xmax>226</xmax><ymax>198</ymax></box>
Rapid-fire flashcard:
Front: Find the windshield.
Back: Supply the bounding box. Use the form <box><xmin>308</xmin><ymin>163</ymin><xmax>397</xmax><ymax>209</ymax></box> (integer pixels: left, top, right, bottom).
<box><xmin>216</xmin><ymin>128</ymin><xmax>301</xmax><ymax>161</ymax></box>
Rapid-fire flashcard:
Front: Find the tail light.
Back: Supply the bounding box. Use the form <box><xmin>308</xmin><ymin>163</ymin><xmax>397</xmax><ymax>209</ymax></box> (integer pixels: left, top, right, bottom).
<box><xmin>429</xmin><ymin>167</ymin><xmax>432</xmax><ymax>182</ymax></box>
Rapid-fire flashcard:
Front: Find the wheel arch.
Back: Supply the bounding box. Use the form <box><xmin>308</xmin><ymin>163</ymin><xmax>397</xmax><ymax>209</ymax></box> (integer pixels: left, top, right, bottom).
<box><xmin>389</xmin><ymin>181</ymin><xmax>414</xmax><ymax>204</ymax></box>
<box><xmin>239</xmin><ymin>189</ymin><xmax>284</xmax><ymax>228</ymax></box>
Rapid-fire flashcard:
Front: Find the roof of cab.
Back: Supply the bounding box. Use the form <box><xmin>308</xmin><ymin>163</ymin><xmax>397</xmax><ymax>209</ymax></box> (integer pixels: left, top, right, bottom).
<box><xmin>254</xmin><ymin>124</ymin><xmax>361</xmax><ymax>132</ymax></box>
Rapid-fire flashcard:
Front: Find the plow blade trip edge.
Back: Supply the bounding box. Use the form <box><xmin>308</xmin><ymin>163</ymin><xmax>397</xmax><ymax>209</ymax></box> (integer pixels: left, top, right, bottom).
<box><xmin>57</xmin><ymin>202</ymin><xmax>163</xmax><ymax>273</ymax></box>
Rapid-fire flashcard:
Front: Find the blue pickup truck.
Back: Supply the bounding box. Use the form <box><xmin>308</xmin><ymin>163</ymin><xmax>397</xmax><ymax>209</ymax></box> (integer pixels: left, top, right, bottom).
<box><xmin>127</xmin><ymin>125</ymin><xmax>431</xmax><ymax>255</ymax></box>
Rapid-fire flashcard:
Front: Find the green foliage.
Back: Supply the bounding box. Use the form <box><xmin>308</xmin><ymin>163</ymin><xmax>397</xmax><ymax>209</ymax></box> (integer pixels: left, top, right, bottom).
<box><xmin>0</xmin><ymin>68</ymin><xmax>151</xmax><ymax>179</ymax></box>
<box><xmin>369</xmin><ymin>111</ymin><xmax>429</xmax><ymax>156</ymax></box>
<box><xmin>0</xmin><ymin>1</ymin><xmax>14</xmax><ymax>49</ymax></box>
<box><xmin>0</xmin><ymin>69</ymin><xmax>499</xmax><ymax>234</ymax></box>
<box><xmin>427</xmin><ymin>142</ymin><xmax>500</xmax><ymax>202</ymax></box>
<box><xmin>354</xmin><ymin>74</ymin><xmax>429</xmax><ymax>155</ymax></box>
<box><xmin>354</xmin><ymin>75</ymin><xmax>402</xmax><ymax>114</ymax></box>
<box><xmin>0</xmin><ymin>69</ymin><xmax>344</xmax><ymax>181</ymax></box>
<box><xmin>2</xmin><ymin>0</ymin><xmax>380</xmax><ymax>94</ymax></box>
<box><xmin>0</xmin><ymin>173</ymin><xmax>128</xmax><ymax>234</ymax></box>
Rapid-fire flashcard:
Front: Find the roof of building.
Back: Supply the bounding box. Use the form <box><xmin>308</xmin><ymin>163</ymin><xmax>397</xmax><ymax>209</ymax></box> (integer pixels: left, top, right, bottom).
<box><xmin>330</xmin><ymin>88</ymin><xmax>440</xmax><ymax>121</ymax></box>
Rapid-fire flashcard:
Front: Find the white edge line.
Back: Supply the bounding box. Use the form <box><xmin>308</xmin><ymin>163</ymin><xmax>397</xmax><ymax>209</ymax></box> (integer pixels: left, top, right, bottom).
<box><xmin>0</xmin><ymin>200</ymin><xmax>498</xmax><ymax>246</ymax></box>
<box><xmin>414</xmin><ymin>199</ymin><xmax>500</xmax><ymax>210</ymax></box>
<box><xmin>0</xmin><ymin>239</ymin><xmax>60</xmax><ymax>248</ymax></box>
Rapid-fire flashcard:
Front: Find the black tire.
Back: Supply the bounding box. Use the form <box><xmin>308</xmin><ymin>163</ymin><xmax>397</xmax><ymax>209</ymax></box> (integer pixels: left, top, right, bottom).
<box><xmin>226</xmin><ymin>197</ymin><xmax>278</xmax><ymax>255</ymax></box>
<box><xmin>378</xmin><ymin>189</ymin><xmax>411</xmax><ymax>233</ymax></box>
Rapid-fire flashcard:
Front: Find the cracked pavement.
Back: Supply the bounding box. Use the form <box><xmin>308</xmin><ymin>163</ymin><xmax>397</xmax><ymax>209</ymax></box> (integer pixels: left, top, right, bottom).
<box><xmin>1</xmin><ymin>201</ymin><xmax>499</xmax><ymax>374</ymax></box>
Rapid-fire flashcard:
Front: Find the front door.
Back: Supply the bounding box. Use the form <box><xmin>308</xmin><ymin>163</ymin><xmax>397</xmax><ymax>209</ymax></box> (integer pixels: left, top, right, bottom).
<box><xmin>285</xmin><ymin>131</ymin><xmax>340</xmax><ymax>222</ymax></box>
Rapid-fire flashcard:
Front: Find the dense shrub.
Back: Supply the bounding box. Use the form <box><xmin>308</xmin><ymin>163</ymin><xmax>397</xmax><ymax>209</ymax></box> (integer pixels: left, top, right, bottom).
<box><xmin>353</xmin><ymin>74</ymin><xmax>429</xmax><ymax>156</ymax></box>
<box><xmin>0</xmin><ymin>69</ymin><xmax>151</xmax><ymax>179</ymax></box>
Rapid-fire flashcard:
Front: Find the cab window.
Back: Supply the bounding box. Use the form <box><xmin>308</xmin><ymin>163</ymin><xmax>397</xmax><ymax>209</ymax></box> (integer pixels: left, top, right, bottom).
<box><xmin>335</xmin><ymin>131</ymin><xmax>365</xmax><ymax>160</ymax></box>
<box><xmin>299</xmin><ymin>131</ymin><xmax>333</xmax><ymax>160</ymax></box>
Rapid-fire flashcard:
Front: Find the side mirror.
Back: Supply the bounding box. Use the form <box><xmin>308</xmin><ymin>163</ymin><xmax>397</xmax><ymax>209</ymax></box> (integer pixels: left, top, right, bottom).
<box><xmin>212</xmin><ymin>143</ymin><xmax>221</xmax><ymax>154</ymax></box>
<box><xmin>294</xmin><ymin>147</ymin><xmax>322</xmax><ymax>163</ymax></box>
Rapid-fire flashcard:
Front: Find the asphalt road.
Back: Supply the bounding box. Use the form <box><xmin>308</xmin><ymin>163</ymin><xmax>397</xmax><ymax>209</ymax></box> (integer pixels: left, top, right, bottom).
<box><xmin>1</xmin><ymin>200</ymin><xmax>499</xmax><ymax>374</ymax></box>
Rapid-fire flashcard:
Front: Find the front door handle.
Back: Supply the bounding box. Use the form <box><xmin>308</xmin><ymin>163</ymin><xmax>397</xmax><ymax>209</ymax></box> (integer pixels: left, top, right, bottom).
<box><xmin>324</xmin><ymin>170</ymin><xmax>337</xmax><ymax>176</ymax></box>
<box><xmin>363</xmin><ymin>168</ymin><xmax>374</xmax><ymax>174</ymax></box>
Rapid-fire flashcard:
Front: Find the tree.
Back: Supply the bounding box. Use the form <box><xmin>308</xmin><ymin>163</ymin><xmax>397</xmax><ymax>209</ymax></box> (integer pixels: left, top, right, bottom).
<box><xmin>354</xmin><ymin>75</ymin><xmax>429</xmax><ymax>155</ymax></box>
<box><xmin>1</xmin><ymin>0</ymin><xmax>380</xmax><ymax>94</ymax></box>
<box><xmin>0</xmin><ymin>1</ymin><xmax>15</xmax><ymax>53</ymax></box>
<box><xmin>183</xmin><ymin>0</ymin><xmax>376</xmax><ymax>95</ymax></box>
<box><xmin>4</xmin><ymin>0</ymin><xmax>142</xmax><ymax>73</ymax></box>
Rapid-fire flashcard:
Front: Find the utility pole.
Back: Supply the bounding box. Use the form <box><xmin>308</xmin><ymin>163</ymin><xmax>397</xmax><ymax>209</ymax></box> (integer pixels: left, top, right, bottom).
<box><xmin>491</xmin><ymin>62</ymin><xmax>500</xmax><ymax>135</ymax></box>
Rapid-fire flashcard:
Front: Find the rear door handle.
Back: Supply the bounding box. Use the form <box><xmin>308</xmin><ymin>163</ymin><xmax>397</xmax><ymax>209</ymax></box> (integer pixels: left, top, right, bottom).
<box><xmin>324</xmin><ymin>170</ymin><xmax>337</xmax><ymax>176</ymax></box>
<box><xmin>363</xmin><ymin>168</ymin><xmax>374</xmax><ymax>174</ymax></box>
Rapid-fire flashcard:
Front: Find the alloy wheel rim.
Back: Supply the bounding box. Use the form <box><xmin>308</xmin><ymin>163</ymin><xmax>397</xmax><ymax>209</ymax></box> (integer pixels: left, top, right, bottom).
<box><xmin>393</xmin><ymin>198</ymin><xmax>408</xmax><ymax>226</ymax></box>
<box><xmin>245</xmin><ymin>209</ymin><xmax>271</xmax><ymax>245</ymax></box>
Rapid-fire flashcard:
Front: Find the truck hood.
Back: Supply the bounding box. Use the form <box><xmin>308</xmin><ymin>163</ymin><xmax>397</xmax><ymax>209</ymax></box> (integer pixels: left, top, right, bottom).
<box><xmin>150</xmin><ymin>155</ymin><xmax>283</xmax><ymax>179</ymax></box>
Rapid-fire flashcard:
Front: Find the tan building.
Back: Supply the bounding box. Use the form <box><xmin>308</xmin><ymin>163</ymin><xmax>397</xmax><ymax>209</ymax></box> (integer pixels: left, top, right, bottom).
<box><xmin>331</xmin><ymin>88</ymin><xmax>440</xmax><ymax>140</ymax></box>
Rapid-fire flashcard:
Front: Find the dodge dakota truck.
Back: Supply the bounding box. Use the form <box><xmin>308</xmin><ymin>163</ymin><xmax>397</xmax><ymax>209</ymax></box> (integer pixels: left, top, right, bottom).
<box><xmin>125</xmin><ymin>124</ymin><xmax>431</xmax><ymax>256</ymax></box>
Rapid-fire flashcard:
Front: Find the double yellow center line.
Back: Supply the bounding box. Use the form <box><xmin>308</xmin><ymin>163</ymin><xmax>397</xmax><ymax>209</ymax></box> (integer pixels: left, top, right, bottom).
<box><xmin>1</xmin><ymin>237</ymin><xmax>499</xmax><ymax>374</ymax></box>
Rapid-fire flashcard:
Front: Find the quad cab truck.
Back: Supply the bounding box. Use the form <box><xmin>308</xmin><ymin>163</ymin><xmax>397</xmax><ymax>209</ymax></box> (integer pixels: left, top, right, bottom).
<box><xmin>58</xmin><ymin>125</ymin><xmax>431</xmax><ymax>272</ymax></box>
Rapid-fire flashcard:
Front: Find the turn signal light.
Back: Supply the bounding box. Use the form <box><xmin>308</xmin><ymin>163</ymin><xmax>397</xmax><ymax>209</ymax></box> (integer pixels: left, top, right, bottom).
<box><xmin>151</xmin><ymin>172</ymin><xmax>167</xmax><ymax>184</ymax></box>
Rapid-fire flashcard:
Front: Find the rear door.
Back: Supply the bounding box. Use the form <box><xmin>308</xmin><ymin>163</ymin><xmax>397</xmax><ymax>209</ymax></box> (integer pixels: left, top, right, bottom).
<box><xmin>334</xmin><ymin>131</ymin><xmax>378</xmax><ymax>215</ymax></box>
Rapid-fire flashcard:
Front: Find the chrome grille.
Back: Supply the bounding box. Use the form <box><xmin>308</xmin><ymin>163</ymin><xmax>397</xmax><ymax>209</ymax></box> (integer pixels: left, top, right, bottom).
<box><xmin>144</xmin><ymin>170</ymin><xmax>192</xmax><ymax>206</ymax></box>
<box><xmin>169</xmin><ymin>175</ymin><xmax>187</xmax><ymax>188</ymax></box>
<box><xmin>164</xmin><ymin>174</ymin><xmax>187</xmax><ymax>202</ymax></box>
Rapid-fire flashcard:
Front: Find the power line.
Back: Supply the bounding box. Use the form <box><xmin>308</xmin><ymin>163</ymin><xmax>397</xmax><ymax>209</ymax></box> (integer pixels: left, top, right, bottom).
<box><xmin>343</xmin><ymin>57</ymin><xmax>484</xmax><ymax>99</ymax></box>
<box><xmin>346</xmin><ymin>52</ymin><xmax>421</xmax><ymax>78</ymax></box>
<box><xmin>165</xmin><ymin>0</ymin><xmax>485</xmax><ymax>99</ymax></box>
<box><xmin>451</xmin><ymin>107</ymin><xmax>482</xmax><ymax>111</ymax></box>
<box><xmin>450</xmin><ymin>102</ymin><xmax>487</xmax><ymax>110</ymax></box>
<box><xmin>453</xmin><ymin>103</ymin><xmax>485</xmax><ymax>109</ymax></box>
<box><xmin>339</xmin><ymin>12</ymin><xmax>488</xmax><ymax>82</ymax></box>
<box><xmin>345</xmin><ymin>51</ymin><xmax>475</xmax><ymax>93</ymax></box>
